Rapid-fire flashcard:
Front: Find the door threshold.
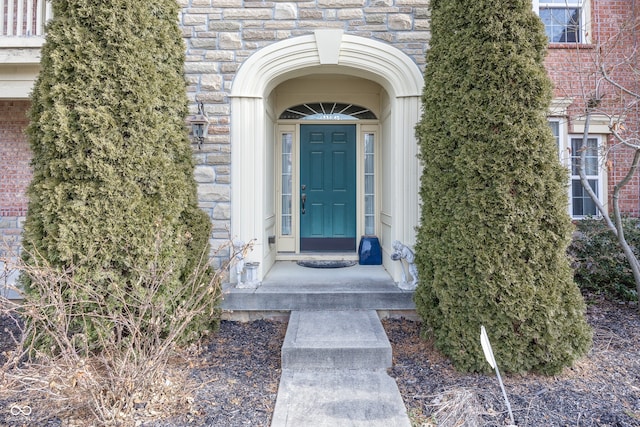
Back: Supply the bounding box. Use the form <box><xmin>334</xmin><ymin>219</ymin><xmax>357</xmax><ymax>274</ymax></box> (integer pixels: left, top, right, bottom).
<box><xmin>276</xmin><ymin>253</ymin><xmax>358</xmax><ymax>261</ymax></box>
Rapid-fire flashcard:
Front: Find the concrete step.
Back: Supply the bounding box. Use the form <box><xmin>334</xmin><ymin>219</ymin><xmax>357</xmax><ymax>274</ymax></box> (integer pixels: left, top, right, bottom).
<box><xmin>282</xmin><ymin>310</ymin><xmax>392</xmax><ymax>369</ymax></box>
<box><xmin>272</xmin><ymin>310</ymin><xmax>411</xmax><ymax>426</ymax></box>
<box><xmin>272</xmin><ymin>369</ymin><xmax>411</xmax><ymax>427</ymax></box>
<box><xmin>221</xmin><ymin>282</ymin><xmax>415</xmax><ymax>312</ymax></box>
<box><xmin>220</xmin><ymin>262</ymin><xmax>415</xmax><ymax>313</ymax></box>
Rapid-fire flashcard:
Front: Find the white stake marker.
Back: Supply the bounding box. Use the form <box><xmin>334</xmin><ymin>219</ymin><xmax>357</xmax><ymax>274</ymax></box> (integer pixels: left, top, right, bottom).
<box><xmin>481</xmin><ymin>325</ymin><xmax>516</xmax><ymax>426</ymax></box>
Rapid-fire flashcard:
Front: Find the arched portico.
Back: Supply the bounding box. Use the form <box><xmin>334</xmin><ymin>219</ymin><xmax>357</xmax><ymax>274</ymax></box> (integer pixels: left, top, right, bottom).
<box><xmin>229</xmin><ymin>29</ymin><xmax>423</xmax><ymax>282</ymax></box>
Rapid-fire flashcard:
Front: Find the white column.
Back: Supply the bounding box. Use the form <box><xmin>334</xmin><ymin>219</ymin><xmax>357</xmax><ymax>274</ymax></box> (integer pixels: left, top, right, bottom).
<box><xmin>35</xmin><ymin>0</ymin><xmax>44</xmax><ymax>35</ymax></box>
<box><xmin>230</xmin><ymin>96</ymin><xmax>266</xmax><ymax>276</ymax></box>
<box><xmin>385</xmin><ymin>95</ymin><xmax>421</xmax><ymax>282</ymax></box>
<box><xmin>393</xmin><ymin>95</ymin><xmax>421</xmax><ymax>247</ymax></box>
<box><xmin>16</xmin><ymin>0</ymin><xmax>24</xmax><ymax>36</ymax></box>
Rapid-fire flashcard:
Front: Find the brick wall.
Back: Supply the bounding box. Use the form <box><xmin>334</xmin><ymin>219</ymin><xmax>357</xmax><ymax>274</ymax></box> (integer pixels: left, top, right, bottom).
<box><xmin>0</xmin><ymin>100</ymin><xmax>31</xmax><ymax>258</ymax></box>
<box><xmin>544</xmin><ymin>0</ymin><xmax>640</xmax><ymax>216</ymax></box>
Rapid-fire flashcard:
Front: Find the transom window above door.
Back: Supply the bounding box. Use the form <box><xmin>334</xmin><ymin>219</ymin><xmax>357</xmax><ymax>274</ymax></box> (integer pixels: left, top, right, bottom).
<box><xmin>279</xmin><ymin>103</ymin><xmax>377</xmax><ymax>120</ymax></box>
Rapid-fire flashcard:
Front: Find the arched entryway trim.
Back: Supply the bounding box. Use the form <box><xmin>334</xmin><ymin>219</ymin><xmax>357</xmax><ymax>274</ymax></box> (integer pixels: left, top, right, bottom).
<box><xmin>229</xmin><ymin>30</ymin><xmax>423</xmax><ymax>282</ymax></box>
<box><xmin>231</xmin><ymin>30</ymin><xmax>423</xmax><ymax>99</ymax></box>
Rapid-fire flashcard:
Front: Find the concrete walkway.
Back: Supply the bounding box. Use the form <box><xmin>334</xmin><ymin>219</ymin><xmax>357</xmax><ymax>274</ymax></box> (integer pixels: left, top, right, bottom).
<box><xmin>271</xmin><ymin>310</ymin><xmax>411</xmax><ymax>427</ymax></box>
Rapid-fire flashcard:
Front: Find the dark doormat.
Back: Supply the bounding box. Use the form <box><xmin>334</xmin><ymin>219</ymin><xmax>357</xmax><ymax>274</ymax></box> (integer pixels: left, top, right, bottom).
<box><xmin>296</xmin><ymin>260</ymin><xmax>357</xmax><ymax>269</ymax></box>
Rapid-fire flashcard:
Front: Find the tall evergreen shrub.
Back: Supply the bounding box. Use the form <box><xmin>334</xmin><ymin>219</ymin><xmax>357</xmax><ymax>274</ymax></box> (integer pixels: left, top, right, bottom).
<box><xmin>22</xmin><ymin>0</ymin><xmax>216</xmax><ymax>347</ymax></box>
<box><xmin>414</xmin><ymin>0</ymin><xmax>592</xmax><ymax>374</ymax></box>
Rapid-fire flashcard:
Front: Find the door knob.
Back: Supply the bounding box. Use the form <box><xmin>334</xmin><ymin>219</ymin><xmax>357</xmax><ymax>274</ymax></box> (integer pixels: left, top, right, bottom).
<box><xmin>301</xmin><ymin>193</ymin><xmax>306</xmax><ymax>214</ymax></box>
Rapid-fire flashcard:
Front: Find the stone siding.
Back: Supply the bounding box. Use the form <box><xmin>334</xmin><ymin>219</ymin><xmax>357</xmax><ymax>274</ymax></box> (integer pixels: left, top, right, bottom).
<box><xmin>179</xmin><ymin>0</ymin><xmax>430</xmax><ymax>264</ymax></box>
<box><xmin>3</xmin><ymin>1</ymin><xmax>639</xmax><ymax>270</ymax></box>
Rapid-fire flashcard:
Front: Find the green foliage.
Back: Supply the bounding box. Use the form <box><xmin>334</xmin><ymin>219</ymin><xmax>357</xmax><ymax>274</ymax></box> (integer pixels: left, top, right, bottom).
<box><xmin>21</xmin><ymin>0</ymin><xmax>218</xmax><ymax>349</ymax></box>
<box><xmin>569</xmin><ymin>218</ymin><xmax>640</xmax><ymax>302</ymax></box>
<box><xmin>414</xmin><ymin>0</ymin><xmax>592</xmax><ymax>374</ymax></box>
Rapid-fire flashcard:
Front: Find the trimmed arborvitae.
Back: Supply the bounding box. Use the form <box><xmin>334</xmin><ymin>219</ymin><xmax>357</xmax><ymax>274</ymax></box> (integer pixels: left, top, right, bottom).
<box><xmin>414</xmin><ymin>0</ymin><xmax>592</xmax><ymax>374</ymax></box>
<box><xmin>22</xmin><ymin>0</ymin><xmax>216</xmax><ymax>347</ymax></box>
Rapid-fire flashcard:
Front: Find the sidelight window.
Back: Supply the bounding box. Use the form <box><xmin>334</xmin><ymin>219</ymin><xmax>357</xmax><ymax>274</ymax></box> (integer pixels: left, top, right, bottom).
<box><xmin>364</xmin><ymin>133</ymin><xmax>375</xmax><ymax>235</ymax></box>
<box><xmin>281</xmin><ymin>133</ymin><xmax>293</xmax><ymax>235</ymax></box>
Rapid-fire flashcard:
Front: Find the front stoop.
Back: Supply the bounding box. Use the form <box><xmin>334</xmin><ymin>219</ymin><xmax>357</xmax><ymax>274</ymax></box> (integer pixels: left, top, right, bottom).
<box><xmin>272</xmin><ymin>310</ymin><xmax>411</xmax><ymax>427</ymax></box>
<box><xmin>220</xmin><ymin>262</ymin><xmax>416</xmax><ymax>316</ymax></box>
<box><xmin>221</xmin><ymin>282</ymin><xmax>415</xmax><ymax>312</ymax></box>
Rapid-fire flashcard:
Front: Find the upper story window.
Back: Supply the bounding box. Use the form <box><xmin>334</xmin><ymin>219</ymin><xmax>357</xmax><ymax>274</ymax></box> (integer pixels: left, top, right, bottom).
<box><xmin>535</xmin><ymin>0</ymin><xmax>587</xmax><ymax>44</ymax></box>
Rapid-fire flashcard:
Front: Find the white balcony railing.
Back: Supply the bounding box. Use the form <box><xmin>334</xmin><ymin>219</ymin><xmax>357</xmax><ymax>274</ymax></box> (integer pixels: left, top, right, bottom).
<box><xmin>1</xmin><ymin>0</ymin><xmax>51</xmax><ymax>37</ymax></box>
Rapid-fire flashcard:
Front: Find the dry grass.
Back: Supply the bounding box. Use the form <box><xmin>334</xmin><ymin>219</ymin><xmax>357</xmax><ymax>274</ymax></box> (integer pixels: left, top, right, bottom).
<box><xmin>0</xmin><ymin>241</ymin><xmax>248</xmax><ymax>426</ymax></box>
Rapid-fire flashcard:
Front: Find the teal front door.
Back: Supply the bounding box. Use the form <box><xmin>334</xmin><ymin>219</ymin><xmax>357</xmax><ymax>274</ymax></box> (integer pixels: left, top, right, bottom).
<box><xmin>300</xmin><ymin>124</ymin><xmax>357</xmax><ymax>251</ymax></box>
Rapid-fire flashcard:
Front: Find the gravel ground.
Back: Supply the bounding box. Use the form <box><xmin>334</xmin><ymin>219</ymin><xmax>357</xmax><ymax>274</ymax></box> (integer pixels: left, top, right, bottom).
<box><xmin>1</xmin><ymin>299</ymin><xmax>639</xmax><ymax>426</ymax></box>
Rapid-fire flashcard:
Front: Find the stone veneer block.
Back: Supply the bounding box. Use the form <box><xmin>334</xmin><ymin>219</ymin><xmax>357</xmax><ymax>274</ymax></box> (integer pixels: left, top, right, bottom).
<box><xmin>223</xmin><ymin>8</ymin><xmax>273</xmax><ymax>20</ymax></box>
<box><xmin>318</xmin><ymin>0</ymin><xmax>366</xmax><ymax>7</ymax></box>
<box><xmin>275</xmin><ymin>3</ymin><xmax>298</xmax><ymax>19</ymax></box>
<box><xmin>212</xmin><ymin>0</ymin><xmax>243</xmax><ymax>6</ymax></box>
<box><xmin>194</xmin><ymin>165</ymin><xmax>216</xmax><ymax>183</ymax></box>
<box><xmin>337</xmin><ymin>9</ymin><xmax>364</xmax><ymax>19</ymax></box>
<box><xmin>197</xmin><ymin>184</ymin><xmax>230</xmax><ymax>202</ymax></box>
<box><xmin>388</xmin><ymin>14</ymin><xmax>413</xmax><ymax>30</ymax></box>
<box><xmin>218</xmin><ymin>33</ymin><xmax>242</xmax><ymax>49</ymax></box>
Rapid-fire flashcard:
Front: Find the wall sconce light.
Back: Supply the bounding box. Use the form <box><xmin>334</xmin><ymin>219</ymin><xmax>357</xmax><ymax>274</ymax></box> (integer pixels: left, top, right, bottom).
<box><xmin>187</xmin><ymin>101</ymin><xmax>209</xmax><ymax>149</ymax></box>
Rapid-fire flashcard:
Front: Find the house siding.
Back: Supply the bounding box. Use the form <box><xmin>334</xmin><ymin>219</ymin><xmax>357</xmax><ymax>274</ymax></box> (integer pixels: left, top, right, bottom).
<box><xmin>180</xmin><ymin>0</ymin><xmax>429</xmax><ymax>265</ymax></box>
<box><xmin>0</xmin><ymin>100</ymin><xmax>30</xmax><ymax>259</ymax></box>
<box><xmin>2</xmin><ymin>0</ymin><xmax>639</xmax><ymax>265</ymax></box>
<box><xmin>544</xmin><ymin>0</ymin><xmax>640</xmax><ymax>216</ymax></box>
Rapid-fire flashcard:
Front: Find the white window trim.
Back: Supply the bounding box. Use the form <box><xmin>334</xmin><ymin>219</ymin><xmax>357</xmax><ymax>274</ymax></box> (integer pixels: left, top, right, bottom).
<box><xmin>360</xmin><ymin>126</ymin><xmax>379</xmax><ymax>237</ymax></box>
<box><xmin>534</xmin><ymin>0</ymin><xmax>591</xmax><ymax>45</ymax></box>
<box><xmin>549</xmin><ymin>117</ymin><xmax>606</xmax><ymax>218</ymax></box>
<box><xmin>549</xmin><ymin>117</ymin><xmax>568</xmax><ymax>165</ymax></box>
<box><xmin>276</xmin><ymin>125</ymin><xmax>297</xmax><ymax>252</ymax></box>
<box><xmin>568</xmin><ymin>134</ymin><xmax>606</xmax><ymax>219</ymax></box>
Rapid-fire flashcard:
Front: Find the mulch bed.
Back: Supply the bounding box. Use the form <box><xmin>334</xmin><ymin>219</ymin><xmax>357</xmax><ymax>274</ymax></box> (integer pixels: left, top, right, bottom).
<box><xmin>386</xmin><ymin>299</ymin><xmax>640</xmax><ymax>426</ymax></box>
<box><xmin>1</xmin><ymin>299</ymin><xmax>639</xmax><ymax>426</ymax></box>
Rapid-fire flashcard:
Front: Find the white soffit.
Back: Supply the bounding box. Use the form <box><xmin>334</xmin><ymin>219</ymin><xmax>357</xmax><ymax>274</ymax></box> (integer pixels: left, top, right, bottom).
<box><xmin>0</xmin><ymin>65</ymin><xmax>39</xmax><ymax>98</ymax></box>
<box><xmin>0</xmin><ymin>80</ymin><xmax>33</xmax><ymax>98</ymax></box>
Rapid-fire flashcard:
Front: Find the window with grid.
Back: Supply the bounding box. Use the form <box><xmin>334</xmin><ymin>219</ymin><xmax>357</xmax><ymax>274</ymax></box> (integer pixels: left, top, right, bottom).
<box><xmin>539</xmin><ymin>0</ymin><xmax>583</xmax><ymax>43</ymax></box>
<box><xmin>548</xmin><ymin>120</ymin><xmax>560</xmax><ymax>153</ymax></box>
<box><xmin>570</xmin><ymin>137</ymin><xmax>600</xmax><ymax>218</ymax></box>
<box><xmin>549</xmin><ymin>120</ymin><xmax>603</xmax><ymax>218</ymax></box>
<box><xmin>364</xmin><ymin>133</ymin><xmax>375</xmax><ymax>235</ymax></box>
<box><xmin>281</xmin><ymin>133</ymin><xmax>293</xmax><ymax>235</ymax></box>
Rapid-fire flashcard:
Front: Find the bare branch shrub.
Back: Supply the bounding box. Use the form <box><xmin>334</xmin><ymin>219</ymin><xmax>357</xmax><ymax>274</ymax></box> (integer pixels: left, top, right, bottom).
<box><xmin>429</xmin><ymin>388</ymin><xmax>484</xmax><ymax>427</ymax></box>
<box><xmin>0</xmin><ymin>240</ymin><xmax>249</xmax><ymax>426</ymax></box>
